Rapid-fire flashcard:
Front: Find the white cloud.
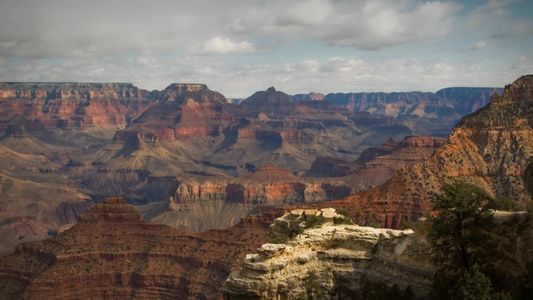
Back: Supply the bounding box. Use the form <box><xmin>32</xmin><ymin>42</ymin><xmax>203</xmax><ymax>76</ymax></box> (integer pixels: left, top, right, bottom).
<box><xmin>468</xmin><ymin>40</ymin><xmax>496</xmax><ymax>50</ymax></box>
<box><xmin>0</xmin><ymin>0</ymin><xmax>465</xmax><ymax>60</ymax></box>
<box><xmin>228</xmin><ymin>0</ymin><xmax>463</xmax><ymax>50</ymax></box>
<box><xmin>197</xmin><ymin>37</ymin><xmax>257</xmax><ymax>55</ymax></box>
<box><xmin>0</xmin><ymin>0</ymin><xmax>529</xmax><ymax>97</ymax></box>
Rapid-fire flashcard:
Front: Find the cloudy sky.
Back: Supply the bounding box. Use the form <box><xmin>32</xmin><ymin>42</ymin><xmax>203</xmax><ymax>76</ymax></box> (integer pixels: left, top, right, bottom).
<box><xmin>0</xmin><ymin>0</ymin><xmax>531</xmax><ymax>97</ymax></box>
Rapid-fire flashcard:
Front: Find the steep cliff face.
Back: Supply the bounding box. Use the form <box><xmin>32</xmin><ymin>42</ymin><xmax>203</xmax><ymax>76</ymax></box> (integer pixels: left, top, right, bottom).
<box><xmin>324</xmin><ymin>88</ymin><xmax>503</xmax><ymax>119</ymax></box>
<box><xmin>0</xmin><ymin>197</ymin><xmax>276</xmax><ymax>300</ymax></box>
<box><xmin>223</xmin><ymin>209</ymin><xmax>533</xmax><ymax>300</ymax></box>
<box><xmin>435</xmin><ymin>87</ymin><xmax>502</xmax><ymax>116</ymax></box>
<box><xmin>323</xmin><ymin>88</ymin><xmax>504</xmax><ymax>137</ymax></box>
<box><xmin>141</xmin><ymin>164</ymin><xmax>351</xmax><ymax>232</ymax></box>
<box><xmin>335</xmin><ymin>75</ymin><xmax>533</xmax><ymax>228</ymax></box>
<box><xmin>291</xmin><ymin>92</ymin><xmax>325</xmax><ymax>101</ymax></box>
<box><xmin>0</xmin><ymin>82</ymin><xmax>156</xmax><ymax>130</ymax></box>
<box><xmin>308</xmin><ymin>136</ymin><xmax>446</xmax><ymax>196</ymax></box>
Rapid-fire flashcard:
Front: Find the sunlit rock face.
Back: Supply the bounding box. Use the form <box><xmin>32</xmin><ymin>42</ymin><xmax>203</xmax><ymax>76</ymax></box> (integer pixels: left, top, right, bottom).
<box><xmin>338</xmin><ymin>75</ymin><xmax>533</xmax><ymax>228</ymax></box>
<box><xmin>224</xmin><ymin>208</ymin><xmax>533</xmax><ymax>300</ymax></box>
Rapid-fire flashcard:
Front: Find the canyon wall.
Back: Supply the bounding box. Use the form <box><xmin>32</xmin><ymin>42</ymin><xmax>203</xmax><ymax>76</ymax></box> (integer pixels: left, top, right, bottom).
<box><xmin>329</xmin><ymin>75</ymin><xmax>533</xmax><ymax>228</ymax></box>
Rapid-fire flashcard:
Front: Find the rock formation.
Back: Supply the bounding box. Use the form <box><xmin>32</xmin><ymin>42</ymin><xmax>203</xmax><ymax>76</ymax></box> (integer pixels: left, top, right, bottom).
<box><xmin>0</xmin><ymin>197</ymin><xmax>275</xmax><ymax>299</ymax></box>
<box><xmin>145</xmin><ymin>133</ymin><xmax>444</xmax><ymax>233</ymax></box>
<box><xmin>291</xmin><ymin>92</ymin><xmax>325</xmax><ymax>101</ymax></box>
<box><xmin>323</xmin><ymin>87</ymin><xmax>503</xmax><ymax>137</ymax></box>
<box><xmin>330</xmin><ymin>75</ymin><xmax>533</xmax><ymax>228</ymax></box>
<box><xmin>140</xmin><ymin>163</ymin><xmax>351</xmax><ymax>232</ymax></box>
<box><xmin>324</xmin><ymin>88</ymin><xmax>502</xmax><ymax>119</ymax></box>
<box><xmin>0</xmin><ymin>80</ymin><xmax>508</xmax><ymax>255</ymax></box>
<box><xmin>223</xmin><ymin>209</ymin><xmax>533</xmax><ymax>299</ymax></box>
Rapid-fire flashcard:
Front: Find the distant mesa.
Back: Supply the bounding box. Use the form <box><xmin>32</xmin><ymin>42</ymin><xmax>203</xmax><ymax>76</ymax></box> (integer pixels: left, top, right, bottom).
<box><xmin>164</xmin><ymin>83</ymin><xmax>209</xmax><ymax>93</ymax></box>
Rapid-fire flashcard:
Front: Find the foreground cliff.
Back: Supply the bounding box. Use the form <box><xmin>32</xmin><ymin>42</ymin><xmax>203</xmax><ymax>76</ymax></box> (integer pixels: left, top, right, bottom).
<box><xmin>224</xmin><ymin>209</ymin><xmax>533</xmax><ymax>299</ymax></box>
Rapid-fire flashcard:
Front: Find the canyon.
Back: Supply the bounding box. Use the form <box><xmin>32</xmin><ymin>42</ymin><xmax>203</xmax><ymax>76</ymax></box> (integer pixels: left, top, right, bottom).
<box><xmin>0</xmin><ymin>81</ymin><xmax>496</xmax><ymax>256</ymax></box>
<box><xmin>321</xmin><ymin>75</ymin><xmax>533</xmax><ymax>228</ymax></box>
<box><xmin>0</xmin><ymin>75</ymin><xmax>530</xmax><ymax>298</ymax></box>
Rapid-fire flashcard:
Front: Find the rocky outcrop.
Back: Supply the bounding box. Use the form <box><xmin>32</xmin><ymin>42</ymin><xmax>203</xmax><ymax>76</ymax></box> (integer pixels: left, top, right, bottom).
<box><xmin>224</xmin><ymin>209</ymin><xmax>433</xmax><ymax>299</ymax></box>
<box><xmin>0</xmin><ymin>197</ymin><xmax>276</xmax><ymax>300</ymax></box>
<box><xmin>224</xmin><ymin>209</ymin><xmax>533</xmax><ymax>300</ymax></box>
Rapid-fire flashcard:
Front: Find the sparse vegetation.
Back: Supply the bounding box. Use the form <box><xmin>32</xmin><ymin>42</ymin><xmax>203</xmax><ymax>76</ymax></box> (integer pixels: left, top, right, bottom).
<box><xmin>304</xmin><ymin>214</ymin><xmax>325</xmax><ymax>229</ymax></box>
<box><xmin>268</xmin><ymin>231</ymin><xmax>289</xmax><ymax>244</ymax></box>
<box><xmin>428</xmin><ymin>180</ymin><xmax>508</xmax><ymax>271</ymax></box>
<box><xmin>333</xmin><ymin>216</ymin><xmax>352</xmax><ymax>225</ymax></box>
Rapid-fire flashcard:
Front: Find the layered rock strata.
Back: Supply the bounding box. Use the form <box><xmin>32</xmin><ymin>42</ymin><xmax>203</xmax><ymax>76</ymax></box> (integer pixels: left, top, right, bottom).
<box><xmin>0</xmin><ymin>197</ymin><xmax>276</xmax><ymax>299</ymax></box>
<box><xmin>330</xmin><ymin>75</ymin><xmax>533</xmax><ymax>228</ymax></box>
<box><xmin>224</xmin><ymin>209</ymin><xmax>533</xmax><ymax>300</ymax></box>
<box><xmin>141</xmin><ymin>163</ymin><xmax>351</xmax><ymax>232</ymax></box>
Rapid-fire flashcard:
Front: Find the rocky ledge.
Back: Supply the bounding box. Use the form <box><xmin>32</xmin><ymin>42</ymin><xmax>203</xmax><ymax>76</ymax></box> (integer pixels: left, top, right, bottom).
<box><xmin>223</xmin><ymin>209</ymin><xmax>435</xmax><ymax>299</ymax></box>
<box><xmin>223</xmin><ymin>208</ymin><xmax>533</xmax><ymax>300</ymax></box>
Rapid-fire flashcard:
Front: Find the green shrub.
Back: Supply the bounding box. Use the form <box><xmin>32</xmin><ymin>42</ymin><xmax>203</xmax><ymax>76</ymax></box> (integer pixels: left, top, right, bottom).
<box><xmin>268</xmin><ymin>231</ymin><xmax>289</xmax><ymax>244</ymax></box>
<box><xmin>305</xmin><ymin>214</ymin><xmax>325</xmax><ymax>229</ymax></box>
<box><xmin>333</xmin><ymin>216</ymin><xmax>352</xmax><ymax>225</ymax></box>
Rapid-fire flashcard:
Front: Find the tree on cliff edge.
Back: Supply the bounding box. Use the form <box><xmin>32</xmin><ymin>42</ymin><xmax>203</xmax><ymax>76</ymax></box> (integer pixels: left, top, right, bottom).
<box><xmin>427</xmin><ymin>180</ymin><xmax>514</xmax><ymax>300</ymax></box>
<box><xmin>427</xmin><ymin>180</ymin><xmax>503</xmax><ymax>272</ymax></box>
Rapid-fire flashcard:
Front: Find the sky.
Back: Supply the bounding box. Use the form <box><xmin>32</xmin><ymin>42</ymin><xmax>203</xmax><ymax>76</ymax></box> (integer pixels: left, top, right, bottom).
<box><xmin>0</xmin><ymin>0</ymin><xmax>531</xmax><ymax>98</ymax></box>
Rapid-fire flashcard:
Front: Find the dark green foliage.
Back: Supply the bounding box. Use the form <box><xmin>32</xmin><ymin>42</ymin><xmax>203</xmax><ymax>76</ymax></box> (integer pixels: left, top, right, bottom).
<box><xmin>400</xmin><ymin>219</ymin><xmax>415</xmax><ymax>230</ymax></box>
<box><xmin>336</xmin><ymin>206</ymin><xmax>366</xmax><ymax>225</ymax></box>
<box><xmin>431</xmin><ymin>265</ymin><xmax>511</xmax><ymax>300</ymax></box>
<box><xmin>268</xmin><ymin>231</ymin><xmax>289</xmax><ymax>244</ymax></box>
<box><xmin>451</xmin><ymin>264</ymin><xmax>493</xmax><ymax>300</ymax></box>
<box><xmin>427</xmin><ymin>180</ymin><xmax>502</xmax><ymax>271</ymax></box>
<box><xmin>304</xmin><ymin>214</ymin><xmax>325</xmax><ymax>229</ymax></box>
<box><xmin>366</xmin><ymin>221</ymin><xmax>381</xmax><ymax>228</ymax></box>
<box><xmin>333</xmin><ymin>216</ymin><xmax>352</xmax><ymax>225</ymax></box>
<box><xmin>358</xmin><ymin>280</ymin><xmax>414</xmax><ymax>300</ymax></box>
<box><xmin>495</xmin><ymin>197</ymin><xmax>516</xmax><ymax>211</ymax></box>
<box><xmin>512</xmin><ymin>261</ymin><xmax>533</xmax><ymax>300</ymax></box>
<box><xmin>427</xmin><ymin>181</ymin><xmax>518</xmax><ymax>299</ymax></box>
<box><xmin>524</xmin><ymin>157</ymin><xmax>533</xmax><ymax>196</ymax></box>
<box><xmin>430</xmin><ymin>270</ymin><xmax>458</xmax><ymax>300</ymax></box>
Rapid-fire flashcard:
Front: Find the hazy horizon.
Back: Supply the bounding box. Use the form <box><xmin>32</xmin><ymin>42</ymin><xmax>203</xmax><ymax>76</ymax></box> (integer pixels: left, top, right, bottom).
<box><xmin>0</xmin><ymin>0</ymin><xmax>531</xmax><ymax>98</ymax></box>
